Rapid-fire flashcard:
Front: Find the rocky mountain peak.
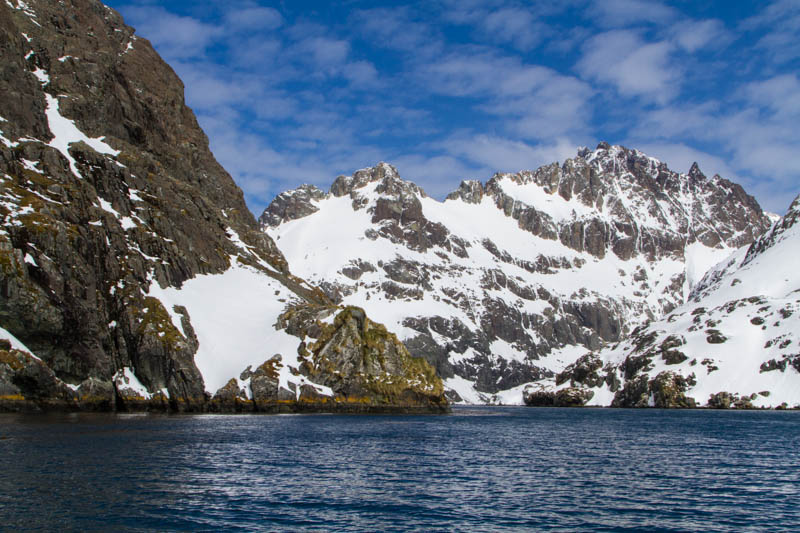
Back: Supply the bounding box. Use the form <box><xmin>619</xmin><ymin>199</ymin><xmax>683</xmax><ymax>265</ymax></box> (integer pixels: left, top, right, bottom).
<box><xmin>446</xmin><ymin>180</ymin><xmax>485</xmax><ymax>204</ymax></box>
<box><xmin>578</xmin><ymin>143</ymin><xmax>670</xmax><ymax>184</ymax></box>
<box><xmin>688</xmin><ymin>162</ymin><xmax>706</xmax><ymax>181</ymax></box>
<box><xmin>458</xmin><ymin>143</ymin><xmax>771</xmax><ymax>262</ymax></box>
<box><xmin>330</xmin><ymin>162</ymin><xmax>407</xmax><ymax>197</ymax></box>
<box><xmin>788</xmin><ymin>194</ymin><xmax>800</xmax><ymax>217</ymax></box>
<box><xmin>740</xmin><ymin>193</ymin><xmax>800</xmax><ymax>268</ymax></box>
<box><xmin>259</xmin><ymin>184</ymin><xmax>326</xmax><ymax>229</ymax></box>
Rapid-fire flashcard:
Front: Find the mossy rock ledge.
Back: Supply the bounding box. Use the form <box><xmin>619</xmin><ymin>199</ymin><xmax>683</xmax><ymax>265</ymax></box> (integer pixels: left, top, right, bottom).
<box><xmin>286</xmin><ymin>305</ymin><xmax>449</xmax><ymax>413</ymax></box>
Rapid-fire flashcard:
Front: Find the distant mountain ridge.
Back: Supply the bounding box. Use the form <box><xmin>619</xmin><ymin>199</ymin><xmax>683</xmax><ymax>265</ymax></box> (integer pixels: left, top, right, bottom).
<box><xmin>262</xmin><ymin>143</ymin><xmax>780</xmax><ymax>404</ymax></box>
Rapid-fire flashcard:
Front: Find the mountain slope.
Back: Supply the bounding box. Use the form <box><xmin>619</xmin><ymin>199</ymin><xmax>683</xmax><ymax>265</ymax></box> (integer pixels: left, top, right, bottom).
<box><xmin>0</xmin><ymin>0</ymin><xmax>446</xmax><ymax>412</ymax></box>
<box><xmin>552</xmin><ymin>195</ymin><xmax>800</xmax><ymax>408</ymax></box>
<box><xmin>262</xmin><ymin>146</ymin><xmax>771</xmax><ymax>403</ymax></box>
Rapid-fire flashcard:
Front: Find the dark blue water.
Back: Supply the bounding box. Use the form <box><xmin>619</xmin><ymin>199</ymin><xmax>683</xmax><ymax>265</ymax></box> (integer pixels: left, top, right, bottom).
<box><xmin>1</xmin><ymin>407</ymin><xmax>799</xmax><ymax>532</ymax></box>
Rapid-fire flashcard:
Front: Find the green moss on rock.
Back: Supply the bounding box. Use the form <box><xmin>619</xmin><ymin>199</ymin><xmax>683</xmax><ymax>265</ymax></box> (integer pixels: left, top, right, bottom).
<box><xmin>133</xmin><ymin>296</ymin><xmax>186</xmax><ymax>351</ymax></box>
<box><xmin>293</xmin><ymin>305</ymin><xmax>448</xmax><ymax>410</ymax></box>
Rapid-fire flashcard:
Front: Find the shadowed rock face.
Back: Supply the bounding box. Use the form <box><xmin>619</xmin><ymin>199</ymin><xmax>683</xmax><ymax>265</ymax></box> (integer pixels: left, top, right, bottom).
<box><xmin>262</xmin><ymin>147</ymin><xmax>771</xmax><ymax>398</ymax></box>
<box><xmin>0</xmin><ymin>0</ymin><xmax>447</xmax><ymax>412</ymax></box>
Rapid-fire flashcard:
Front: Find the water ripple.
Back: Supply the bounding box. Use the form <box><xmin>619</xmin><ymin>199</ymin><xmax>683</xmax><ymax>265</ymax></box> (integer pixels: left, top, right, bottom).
<box><xmin>1</xmin><ymin>408</ymin><xmax>799</xmax><ymax>531</ymax></box>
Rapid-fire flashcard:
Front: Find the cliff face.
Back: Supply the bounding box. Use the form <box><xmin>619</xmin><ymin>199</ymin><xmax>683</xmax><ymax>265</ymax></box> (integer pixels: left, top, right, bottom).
<box><xmin>0</xmin><ymin>0</ymin><xmax>446</xmax><ymax>412</ymax></box>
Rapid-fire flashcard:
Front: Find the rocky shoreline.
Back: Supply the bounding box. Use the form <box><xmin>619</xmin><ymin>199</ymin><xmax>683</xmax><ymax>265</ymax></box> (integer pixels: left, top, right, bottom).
<box><xmin>0</xmin><ymin>397</ymin><xmax>451</xmax><ymax>415</ymax></box>
<box><xmin>522</xmin><ymin>385</ymin><xmax>800</xmax><ymax>410</ymax></box>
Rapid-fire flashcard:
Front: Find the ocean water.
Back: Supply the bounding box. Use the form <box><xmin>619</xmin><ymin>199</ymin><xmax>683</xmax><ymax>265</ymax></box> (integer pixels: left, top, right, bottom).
<box><xmin>1</xmin><ymin>407</ymin><xmax>798</xmax><ymax>532</ymax></box>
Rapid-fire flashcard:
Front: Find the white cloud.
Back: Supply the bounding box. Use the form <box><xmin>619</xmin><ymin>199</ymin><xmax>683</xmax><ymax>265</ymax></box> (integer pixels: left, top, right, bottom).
<box><xmin>631</xmin><ymin>102</ymin><xmax>720</xmax><ymax>140</ymax></box>
<box><xmin>351</xmin><ymin>103</ymin><xmax>435</xmax><ymax>139</ymax></box>
<box><xmin>742</xmin><ymin>0</ymin><xmax>800</xmax><ymax>64</ymax></box>
<box><xmin>482</xmin><ymin>75</ymin><xmax>593</xmax><ymax>140</ymax></box>
<box><xmin>418</xmin><ymin>50</ymin><xmax>594</xmax><ymax>141</ymax></box>
<box><xmin>481</xmin><ymin>7</ymin><xmax>544</xmax><ymax>50</ymax></box>
<box><xmin>124</xmin><ymin>7</ymin><xmax>221</xmax><ymax>59</ymax></box>
<box><xmin>420</xmin><ymin>49</ymin><xmax>513</xmax><ymax>97</ymax></box>
<box><xmin>342</xmin><ymin>60</ymin><xmax>380</xmax><ymax>87</ymax></box>
<box><xmin>170</xmin><ymin>62</ymin><xmax>267</xmax><ymax>109</ymax></box>
<box><xmin>670</xmin><ymin>19</ymin><xmax>731</xmax><ymax>53</ymax></box>
<box><xmin>439</xmin><ymin>0</ymin><xmax>503</xmax><ymax>25</ymax></box>
<box><xmin>350</xmin><ymin>7</ymin><xmax>441</xmax><ymax>55</ymax></box>
<box><xmin>587</xmin><ymin>0</ymin><xmax>677</xmax><ymax>27</ymax></box>
<box><xmin>224</xmin><ymin>7</ymin><xmax>283</xmax><ymax>31</ymax></box>
<box><xmin>743</xmin><ymin>74</ymin><xmax>800</xmax><ymax>115</ymax></box>
<box><xmin>226</xmin><ymin>36</ymin><xmax>283</xmax><ymax>70</ymax></box>
<box><xmin>576</xmin><ymin>30</ymin><xmax>678</xmax><ymax>103</ymax></box>
<box><xmin>440</xmin><ymin>134</ymin><xmax>578</xmax><ymax>175</ymax></box>
<box><xmin>436</xmin><ymin>1</ymin><xmax>578</xmax><ymax>52</ymax></box>
<box><xmin>292</xmin><ymin>36</ymin><xmax>351</xmax><ymax>69</ymax></box>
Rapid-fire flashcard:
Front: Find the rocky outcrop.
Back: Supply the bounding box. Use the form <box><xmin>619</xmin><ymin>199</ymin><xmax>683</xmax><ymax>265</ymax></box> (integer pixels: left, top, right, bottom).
<box><xmin>556</xmin><ymin>354</ymin><xmax>620</xmax><ymax>391</ymax></box>
<box><xmin>258</xmin><ymin>184</ymin><xmax>326</xmax><ymax>229</ymax></box>
<box><xmin>522</xmin><ymin>384</ymin><xmax>593</xmax><ymax>407</ymax></box>
<box><xmin>707</xmin><ymin>391</ymin><xmax>758</xmax><ymax>410</ymax></box>
<box><xmin>445</xmin><ymin>180</ymin><xmax>484</xmax><ymax>204</ymax></box>
<box><xmin>0</xmin><ymin>338</ymin><xmax>117</xmax><ymax>411</ymax></box>
<box><xmin>0</xmin><ymin>0</ymin><xmax>448</xmax><ymax>413</ymax></box>
<box><xmin>296</xmin><ymin>306</ymin><xmax>447</xmax><ymax>411</ymax></box>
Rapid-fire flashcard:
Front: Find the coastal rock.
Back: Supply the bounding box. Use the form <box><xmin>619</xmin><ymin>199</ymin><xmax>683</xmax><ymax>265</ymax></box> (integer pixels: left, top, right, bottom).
<box><xmin>522</xmin><ymin>384</ymin><xmax>594</xmax><ymax>407</ymax></box>
<box><xmin>522</xmin><ymin>387</ymin><xmax>556</xmax><ymax>407</ymax></box>
<box><xmin>554</xmin><ymin>387</ymin><xmax>594</xmax><ymax>407</ymax></box>
<box><xmin>612</xmin><ymin>375</ymin><xmax>651</xmax><ymax>408</ymax></box>
<box><xmin>290</xmin><ymin>306</ymin><xmax>448</xmax><ymax>411</ymax></box>
<box><xmin>649</xmin><ymin>371</ymin><xmax>696</xmax><ymax>408</ymax></box>
<box><xmin>209</xmin><ymin>379</ymin><xmax>249</xmax><ymax>412</ymax></box>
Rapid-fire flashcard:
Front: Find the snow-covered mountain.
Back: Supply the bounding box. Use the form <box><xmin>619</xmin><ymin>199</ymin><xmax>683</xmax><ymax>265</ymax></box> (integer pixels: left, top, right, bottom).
<box><xmin>262</xmin><ymin>143</ymin><xmax>772</xmax><ymax>404</ymax></box>
<box><xmin>552</xmin><ymin>194</ymin><xmax>800</xmax><ymax>408</ymax></box>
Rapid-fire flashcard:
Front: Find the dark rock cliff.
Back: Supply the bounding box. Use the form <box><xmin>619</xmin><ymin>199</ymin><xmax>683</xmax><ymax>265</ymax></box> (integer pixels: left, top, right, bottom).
<box><xmin>0</xmin><ymin>0</ymin><xmax>447</xmax><ymax>412</ymax></box>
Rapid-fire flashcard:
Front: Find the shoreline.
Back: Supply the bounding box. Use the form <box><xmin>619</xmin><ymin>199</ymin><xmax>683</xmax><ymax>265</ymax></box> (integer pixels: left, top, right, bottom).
<box><xmin>4</xmin><ymin>399</ymin><xmax>798</xmax><ymax>415</ymax></box>
<box><xmin>0</xmin><ymin>397</ymin><xmax>451</xmax><ymax>415</ymax></box>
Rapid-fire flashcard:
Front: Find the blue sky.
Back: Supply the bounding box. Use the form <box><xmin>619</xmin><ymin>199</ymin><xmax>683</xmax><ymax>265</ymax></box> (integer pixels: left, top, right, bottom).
<box><xmin>103</xmin><ymin>0</ymin><xmax>800</xmax><ymax>215</ymax></box>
